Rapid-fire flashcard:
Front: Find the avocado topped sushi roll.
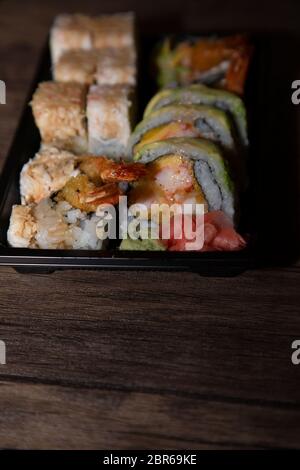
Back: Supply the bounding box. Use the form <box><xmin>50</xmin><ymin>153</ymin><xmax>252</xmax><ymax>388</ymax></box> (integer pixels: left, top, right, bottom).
<box><xmin>144</xmin><ymin>84</ymin><xmax>248</xmax><ymax>147</ymax></box>
<box><xmin>133</xmin><ymin>137</ymin><xmax>235</xmax><ymax>220</ymax></box>
<box><xmin>129</xmin><ymin>104</ymin><xmax>236</xmax><ymax>155</ymax></box>
<box><xmin>124</xmin><ymin>137</ymin><xmax>245</xmax><ymax>251</ymax></box>
<box><xmin>156</xmin><ymin>35</ymin><xmax>252</xmax><ymax>95</ymax></box>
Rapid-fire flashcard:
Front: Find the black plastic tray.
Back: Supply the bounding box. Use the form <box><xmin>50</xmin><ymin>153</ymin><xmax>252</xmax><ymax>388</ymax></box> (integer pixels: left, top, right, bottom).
<box><xmin>0</xmin><ymin>33</ymin><xmax>270</xmax><ymax>275</ymax></box>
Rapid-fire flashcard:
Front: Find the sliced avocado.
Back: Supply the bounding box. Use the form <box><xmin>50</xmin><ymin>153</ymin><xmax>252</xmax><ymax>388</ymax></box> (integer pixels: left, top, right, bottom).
<box><xmin>119</xmin><ymin>238</ymin><xmax>166</xmax><ymax>251</ymax></box>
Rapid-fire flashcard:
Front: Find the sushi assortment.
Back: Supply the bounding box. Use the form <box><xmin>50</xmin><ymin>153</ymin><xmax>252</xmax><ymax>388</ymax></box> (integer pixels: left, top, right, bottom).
<box><xmin>7</xmin><ymin>14</ymin><xmax>251</xmax><ymax>253</ymax></box>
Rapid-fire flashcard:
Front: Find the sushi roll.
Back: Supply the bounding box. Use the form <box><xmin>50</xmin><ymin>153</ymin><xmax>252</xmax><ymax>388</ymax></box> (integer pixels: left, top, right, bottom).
<box><xmin>54</xmin><ymin>47</ymin><xmax>136</xmax><ymax>86</ymax></box>
<box><xmin>156</xmin><ymin>35</ymin><xmax>252</xmax><ymax>95</ymax></box>
<box><xmin>144</xmin><ymin>84</ymin><xmax>248</xmax><ymax>147</ymax></box>
<box><xmin>124</xmin><ymin>137</ymin><xmax>245</xmax><ymax>251</ymax></box>
<box><xmin>50</xmin><ymin>14</ymin><xmax>94</xmax><ymax>64</ymax></box>
<box><xmin>53</xmin><ymin>49</ymin><xmax>100</xmax><ymax>85</ymax></box>
<box><xmin>95</xmin><ymin>47</ymin><xmax>136</xmax><ymax>86</ymax></box>
<box><xmin>50</xmin><ymin>13</ymin><xmax>135</xmax><ymax>65</ymax></box>
<box><xmin>132</xmin><ymin>137</ymin><xmax>235</xmax><ymax>220</ymax></box>
<box><xmin>129</xmin><ymin>104</ymin><xmax>236</xmax><ymax>155</ymax></box>
<box><xmin>92</xmin><ymin>13</ymin><xmax>135</xmax><ymax>49</ymax></box>
<box><xmin>8</xmin><ymin>157</ymin><xmax>145</xmax><ymax>250</ymax></box>
<box><xmin>21</xmin><ymin>152</ymin><xmax>145</xmax><ymax>205</ymax></box>
<box><xmin>87</xmin><ymin>84</ymin><xmax>133</xmax><ymax>158</ymax></box>
<box><xmin>7</xmin><ymin>199</ymin><xmax>104</xmax><ymax>250</ymax></box>
<box><xmin>7</xmin><ymin>205</ymin><xmax>38</xmax><ymax>249</ymax></box>
<box><xmin>31</xmin><ymin>82</ymin><xmax>135</xmax><ymax>157</ymax></box>
<box><xmin>31</xmin><ymin>82</ymin><xmax>88</xmax><ymax>154</ymax></box>
<box><xmin>20</xmin><ymin>146</ymin><xmax>79</xmax><ymax>205</ymax></box>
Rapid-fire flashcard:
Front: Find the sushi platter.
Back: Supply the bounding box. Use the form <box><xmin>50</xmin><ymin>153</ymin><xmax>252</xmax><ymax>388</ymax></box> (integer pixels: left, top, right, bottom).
<box><xmin>0</xmin><ymin>13</ymin><xmax>263</xmax><ymax>274</ymax></box>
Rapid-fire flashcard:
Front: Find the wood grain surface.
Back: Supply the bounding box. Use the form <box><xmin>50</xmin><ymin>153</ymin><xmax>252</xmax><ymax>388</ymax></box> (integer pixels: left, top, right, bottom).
<box><xmin>0</xmin><ymin>0</ymin><xmax>300</xmax><ymax>450</ymax></box>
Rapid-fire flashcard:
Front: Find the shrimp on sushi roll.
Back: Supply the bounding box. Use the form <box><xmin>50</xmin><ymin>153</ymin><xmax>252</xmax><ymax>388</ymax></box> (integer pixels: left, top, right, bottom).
<box><xmin>20</xmin><ymin>151</ymin><xmax>146</xmax><ymax>205</ymax></box>
<box><xmin>132</xmin><ymin>137</ymin><xmax>235</xmax><ymax>220</ymax></box>
<box><xmin>122</xmin><ymin>137</ymin><xmax>245</xmax><ymax>252</ymax></box>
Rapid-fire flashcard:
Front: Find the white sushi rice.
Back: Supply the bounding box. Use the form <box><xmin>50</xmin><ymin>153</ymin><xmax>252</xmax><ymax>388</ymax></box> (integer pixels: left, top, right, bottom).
<box><xmin>8</xmin><ymin>198</ymin><xmax>104</xmax><ymax>250</ymax></box>
<box><xmin>194</xmin><ymin>160</ymin><xmax>234</xmax><ymax>219</ymax></box>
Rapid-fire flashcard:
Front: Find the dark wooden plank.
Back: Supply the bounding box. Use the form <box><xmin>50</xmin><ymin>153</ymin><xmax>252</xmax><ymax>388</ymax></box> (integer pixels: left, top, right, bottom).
<box><xmin>0</xmin><ymin>267</ymin><xmax>299</xmax><ymax>406</ymax></box>
<box><xmin>0</xmin><ymin>380</ymin><xmax>300</xmax><ymax>449</ymax></box>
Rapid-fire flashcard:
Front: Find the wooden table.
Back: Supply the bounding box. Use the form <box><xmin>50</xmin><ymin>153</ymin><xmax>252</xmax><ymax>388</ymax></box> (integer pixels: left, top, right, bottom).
<box><xmin>0</xmin><ymin>0</ymin><xmax>299</xmax><ymax>450</ymax></box>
